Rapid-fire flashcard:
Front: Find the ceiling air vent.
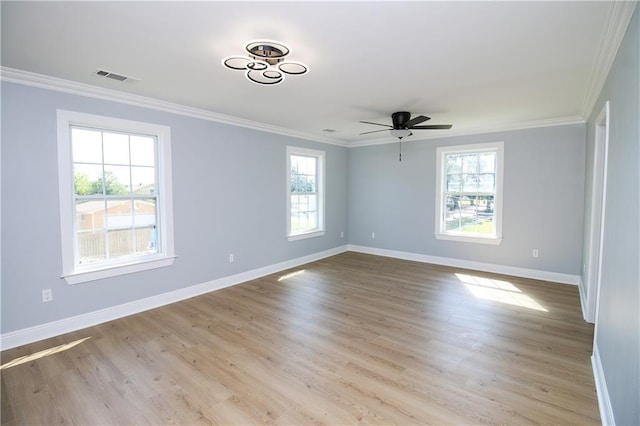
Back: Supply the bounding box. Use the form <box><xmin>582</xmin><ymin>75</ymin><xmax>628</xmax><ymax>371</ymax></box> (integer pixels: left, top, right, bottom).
<box><xmin>94</xmin><ymin>69</ymin><xmax>130</xmax><ymax>82</ymax></box>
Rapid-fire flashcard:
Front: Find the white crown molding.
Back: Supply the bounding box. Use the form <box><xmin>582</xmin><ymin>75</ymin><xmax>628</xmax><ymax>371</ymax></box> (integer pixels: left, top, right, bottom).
<box><xmin>0</xmin><ymin>245</ymin><xmax>349</xmax><ymax>350</ymax></box>
<box><xmin>0</xmin><ymin>66</ymin><xmax>349</xmax><ymax>147</ymax></box>
<box><xmin>580</xmin><ymin>1</ymin><xmax>638</xmax><ymax>120</ymax></box>
<box><xmin>348</xmin><ymin>115</ymin><xmax>586</xmax><ymax>148</ymax></box>
<box><xmin>2</xmin><ymin>66</ymin><xmax>592</xmax><ymax>149</ymax></box>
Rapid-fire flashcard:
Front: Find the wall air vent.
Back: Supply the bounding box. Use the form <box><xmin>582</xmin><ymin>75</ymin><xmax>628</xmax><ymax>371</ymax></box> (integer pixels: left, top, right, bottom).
<box><xmin>94</xmin><ymin>69</ymin><xmax>131</xmax><ymax>82</ymax></box>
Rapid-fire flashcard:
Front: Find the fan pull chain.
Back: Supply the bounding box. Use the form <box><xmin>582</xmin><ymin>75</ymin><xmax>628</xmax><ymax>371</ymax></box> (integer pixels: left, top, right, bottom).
<box><xmin>399</xmin><ymin>140</ymin><xmax>402</xmax><ymax>162</ymax></box>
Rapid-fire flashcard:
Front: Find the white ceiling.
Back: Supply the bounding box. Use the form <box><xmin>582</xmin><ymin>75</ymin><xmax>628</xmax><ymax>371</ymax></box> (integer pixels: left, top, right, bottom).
<box><xmin>1</xmin><ymin>1</ymin><xmax>634</xmax><ymax>146</ymax></box>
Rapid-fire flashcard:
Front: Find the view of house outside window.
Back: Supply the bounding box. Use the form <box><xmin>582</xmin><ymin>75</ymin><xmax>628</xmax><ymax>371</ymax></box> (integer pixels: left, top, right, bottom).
<box><xmin>436</xmin><ymin>142</ymin><xmax>503</xmax><ymax>244</ymax></box>
<box><xmin>72</xmin><ymin>127</ymin><xmax>159</xmax><ymax>266</ymax></box>
<box><xmin>443</xmin><ymin>151</ymin><xmax>496</xmax><ymax>234</ymax></box>
<box><xmin>290</xmin><ymin>154</ymin><xmax>318</xmax><ymax>233</ymax></box>
<box><xmin>287</xmin><ymin>146</ymin><xmax>325</xmax><ymax>241</ymax></box>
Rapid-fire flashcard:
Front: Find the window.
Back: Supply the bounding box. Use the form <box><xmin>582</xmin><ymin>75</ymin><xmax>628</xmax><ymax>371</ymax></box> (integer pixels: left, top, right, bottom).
<box><xmin>57</xmin><ymin>110</ymin><xmax>175</xmax><ymax>284</ymax></box>
<box><xmin>435</xmin><ymin>142</ymin><xmax>503</xmax><ymax>244</ymax></box>
<box><xmin>287</xmin><ymin>146</ymin><xmax>325</xmax><ymax>241</ymax></box>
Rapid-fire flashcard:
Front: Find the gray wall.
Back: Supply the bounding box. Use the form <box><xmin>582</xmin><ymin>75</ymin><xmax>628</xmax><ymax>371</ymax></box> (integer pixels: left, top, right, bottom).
<box><xmin>585</xmin><ymin>6</ymin><xmax>639</xmax><ymax>425</ymax></box>
<box><xmin>0</xmin><ymin>82</ymin><xmax>348</xmax><ymax>334</ymax></box>
<box><xmin>349</xmin><ymin>125</ymin><xmax>586</xmax><ymax>275</ymax></box>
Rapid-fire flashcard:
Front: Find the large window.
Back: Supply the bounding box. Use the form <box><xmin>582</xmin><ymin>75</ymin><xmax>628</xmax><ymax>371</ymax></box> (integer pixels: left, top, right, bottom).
<box><xmin>287</xmin><ymin>146</ymin><xmax>325</xmax><ymax>241</ymax></box>
<box><xmin>435</xmin><ymin>142</ymin><xmax>503</xmax><ymax>244</ymax></box>
<box><xmin>57</xmin><ymin>110</ymin><xmax>175</xmax><ymax>284</ymax></box>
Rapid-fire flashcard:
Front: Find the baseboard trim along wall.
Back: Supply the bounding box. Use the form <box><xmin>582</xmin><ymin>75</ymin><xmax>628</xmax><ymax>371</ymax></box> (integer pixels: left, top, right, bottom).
<box><xmin>348</xmin><ymin>245</ymin><xmax>581</xmax><ymax>285</ymax></box>
<box><xmin>1</xmin><ymin>244</ymin><xmax>582</xmax><ymax>350</ymax></box>
<box><xmin>0</xmin><ymin>245</ymin><xmax>348</xmax><ymax>350</ymax></box>
<box><xmin>592</xmin><ymin>344</ymin><xmax>616</xmax><ymax>425</ymax></box>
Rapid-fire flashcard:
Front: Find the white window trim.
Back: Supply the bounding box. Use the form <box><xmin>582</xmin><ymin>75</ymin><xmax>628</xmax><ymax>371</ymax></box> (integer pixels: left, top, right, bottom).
<box><xmin>286</xmin><ymin>146</ymin><xmax>325</xmax><ymax>242</ymax></box>
<box><xmin>57</xmin><ymin>110</ymin><xmax>175</xmax><ymax>284</ymax></box>
<box><xmin>434</xmin><ymin>141</ymin><xmax>504</xmax><ymax>245</ymax></box>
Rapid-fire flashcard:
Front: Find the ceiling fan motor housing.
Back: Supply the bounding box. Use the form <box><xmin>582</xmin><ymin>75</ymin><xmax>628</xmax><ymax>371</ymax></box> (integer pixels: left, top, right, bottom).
<box><xmin>392</xmin><ymin>111</ymin><xmax>412</xmax><ymax>128</ymax></box>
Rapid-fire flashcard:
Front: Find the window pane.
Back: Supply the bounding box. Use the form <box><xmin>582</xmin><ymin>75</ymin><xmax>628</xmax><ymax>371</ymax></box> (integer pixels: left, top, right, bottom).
<box><xmin>307</xmin><ymin>194</ymin><xmax>317</xmax><ymax>211</ymax></box>
<box><xmin>74</xmin><ymin>164</ymin><xmax>103</xmax><ymax>195</ymax></box>
<box><xmin>446</xmin><ymin>174</ymin><xmax>461</xmax><ymax>192</ymax></box>
<box><xmin>479</xmin><ymin>153</ymin><xmax>495</xmax><ymax>173</ymax></box>
<box><xmin>105</xmin><ymin>199</ymin><xmax>133</xmax><ymax>229</ymax></box>
<box><xmin>462</xmin><ymin>154</ymin><xmax>478</xmax><ymax>173</ymax></box>
<box><xmin>133</xmin><ymin>199</ymin><xmax>157</xmax><ymax>227</ymax></box>
<box><xmin>102</xmin><ymin>132</ymin><xmax>130</xmax><ymax>165</ymax></box>
<box><xmin>76</xmin><ymin>199</ymin><xmax>106</xmax><ymax>265</ymax></box>
<box><xmin>133</xmin><ymin>198</ymin><xmax>158</xmax><ymax>255</ymax></box>
<box><xmin>108</xmin><ymin>228</ymin><xmax>134</xmax><ymax>259</ymax></box>
<box><xmin>103</xmin><ymin>165</ymin><xmax>131</xmax><ymax>194</ymax></box>
<box><xmin>72</xmin><ymin>128</ymin><xmax>103</xmax><ymax>164</ymax></box>
<box><xmin>444</xmin><ymin>194</ymin><xmax>462</xmax><ymax>231</ymax></box>
<box><xmin>478</xmin><ymin>173</ymin><xmax>495</xmax><ymax>192</ymax></box>
<box><xmin>288</xmin><ymin>149</ymin><xmax>323</xmax><ymax>237</ymax></box>
<box><xmin>306</xmin><ymin>176</ymin><xmax>316</xmax><ymax>192</ymax></box>
<box><xmin>135</xmin><ymin>226</ymin><xmax>157</xmax><ymax>256</ymax></box>
<box><xmin>305</xmin><ymin>157</ymin><xmax>316</xmax><ymax>175</ymax></box>
<box><xmin>131</xmin><ymin>166</ymin><xmax>155</xmax><ymax>194</ymax></box>
<box><xmin>77</xmin><ymin>228</ymin><xmax>106</xmax><ymax>265</ymax></box>
<box><xmin>76</xmin><ymin>199</ymin><xmax>105</xmax><ymax>232</ymax></box>
<box><xmin>443</xmin><ymin>194</ymin><xmax>495</xmax><ymax>235</ymax></box>
<box><xmin>462</xmin><ymin>174</ymin><xmax>478</xmax><ymax>192</ymax></box>
<box><xmin>130</xmin><ymin>136</ymin><xmax>156</xmax><ymax>166</ymax></box>
<box><xmin>105</xmin><ymin>199</ymin><xmax>134</xmax><ymax>259</ymax></box>
<box><xmin>290</xmin><ymin>192</ymin><xmax>318</xmax><ymax>233</ymax></box>
<box><xmin>446</xmin><ymin>154</ymin><xmax>462</xmax><ymax>175</ymax></box>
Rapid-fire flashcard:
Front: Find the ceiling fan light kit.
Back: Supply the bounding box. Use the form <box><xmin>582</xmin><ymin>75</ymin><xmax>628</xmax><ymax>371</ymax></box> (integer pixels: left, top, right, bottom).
<box><xmin>222</xmin><ymin>40</ymin><xmax>308</xmax><ymax>86</ymax></box>
<box><xmin>389</xmin><ymin>129</ymin><xmax>412</xmax><ymax>139</ymax></box>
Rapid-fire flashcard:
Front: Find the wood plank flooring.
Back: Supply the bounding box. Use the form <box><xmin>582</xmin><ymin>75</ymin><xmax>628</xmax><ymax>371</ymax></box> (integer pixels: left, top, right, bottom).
<box><xmin>1</xmin><ymin>252</ymin><xmax>599</xmax><ymax>425</ymax></box>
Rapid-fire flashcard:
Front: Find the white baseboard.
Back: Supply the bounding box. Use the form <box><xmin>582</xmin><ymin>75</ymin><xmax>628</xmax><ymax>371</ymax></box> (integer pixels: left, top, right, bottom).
<box><xmin>592</xmin><ymin>344</ymin><xmax>616</xmax><ymax>425</ymax></box>
<box><xmin>347</xmin><ymin>244</ymin><xmax>581</xmax><ymax>285</ymax></box>
<box><xmin>0</xmin><ymin>245</ymin><xmax>348</xmax><ymax>350</ymax></box>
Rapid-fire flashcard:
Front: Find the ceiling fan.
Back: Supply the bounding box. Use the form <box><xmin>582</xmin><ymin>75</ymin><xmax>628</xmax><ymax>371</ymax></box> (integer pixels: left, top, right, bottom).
<box><xmin>360</xmin><ymin>111</ymin><xmax>452</xmax><ymax>138</ymax></box>
<box><xmin>360</xmin><ymin>111</ymin><xmax>453</xmax><ymax>161</ymax></box>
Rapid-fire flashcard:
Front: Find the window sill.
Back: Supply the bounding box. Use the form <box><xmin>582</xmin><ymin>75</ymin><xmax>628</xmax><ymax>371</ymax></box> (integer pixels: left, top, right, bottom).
<box><xmin>435</xmin><ymin>233</ymin><xmax>503</xmax><ymax>245</ymax></box>
<box><xmin>62</xmin><ymin>255</ymin><xmax>176</xmax><ymax>285</ymax></box>
<box><xmin>288</xmin><ymin>229</ymin><xmax>325</xmax><ymax>242</ymax></box>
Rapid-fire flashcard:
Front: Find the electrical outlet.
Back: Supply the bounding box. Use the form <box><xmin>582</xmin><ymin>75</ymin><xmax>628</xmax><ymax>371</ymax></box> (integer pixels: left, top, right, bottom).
<box><xmin>372</xmin><ymin>232</ymin><xmax>375</xmax><ymax>239</ymax></box>
<box><xmin>42</xmin><ymin>289</ymin><xmax>53</xmax><ymax>303</ymax></box>
<box><xmin>532</xmin><ymin>249</ymin><xmax>539</xmax><ymax>258</ymax></box>
<box><xmin>229</xmin><ymin>253</ymin><xmax>234</xmax><ymax>263</ymax></box>
<box><xmin>340</xmin><ymin>231</ymin><xmax>344</xmax><ymax>238</ymax></box>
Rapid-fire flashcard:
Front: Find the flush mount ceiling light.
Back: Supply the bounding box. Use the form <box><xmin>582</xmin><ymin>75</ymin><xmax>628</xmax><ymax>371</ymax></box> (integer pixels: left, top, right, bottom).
<box><xmin>222</xmin><ymin>40</ymin><xmax>308</xmax><ymax>85</ymax></box>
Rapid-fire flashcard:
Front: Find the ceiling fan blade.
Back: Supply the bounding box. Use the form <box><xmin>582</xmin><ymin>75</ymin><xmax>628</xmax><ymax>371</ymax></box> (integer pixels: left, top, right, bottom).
<box><xmin>411</xmin><ymin>124</ymin><xmax>453</xmax><ymax>130</ymax></box>
<box><xmin>403</xmin><ymin>115</ymin><xmax>430</xmax><ymax>127</ymax></box>
<box><xmin>359</xmin><ymin>129</ymin><xmax>390</xmax><ymax>135</ymax></box>
<box><xmin>359</xmin><ymin>121</ymin><xmax>392</xmax><ymax>128</ymax></box>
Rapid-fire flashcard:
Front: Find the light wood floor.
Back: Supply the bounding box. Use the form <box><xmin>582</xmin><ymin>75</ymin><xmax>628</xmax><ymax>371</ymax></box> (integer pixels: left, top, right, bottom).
<box><xmin>1</xmin><ymin>252</ymin><xmax>599</xmax><ymax>425</ymax></box>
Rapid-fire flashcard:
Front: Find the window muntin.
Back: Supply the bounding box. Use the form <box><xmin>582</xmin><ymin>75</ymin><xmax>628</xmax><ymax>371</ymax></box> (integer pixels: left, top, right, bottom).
<box><xmin>436</xmin><ymin>142</ymin><xmax>503</xmax><ymax>244</ymax></box>
<box><xmin>287</xmin><ymin>147</ymin><xmax>325</xmax><ymax>241</ymax></box>
<box><xmin>57</xmin><ymin>110</ymin><xmax>174</xmax><ymax>284</ymax></box>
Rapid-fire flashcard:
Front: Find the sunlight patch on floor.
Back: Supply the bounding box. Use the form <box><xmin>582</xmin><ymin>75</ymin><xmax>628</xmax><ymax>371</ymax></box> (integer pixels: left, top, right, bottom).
<box><xmin>456</xmin><ymin>273</ymin><xmax>548</xmax><ymax>312</ymax></box>
<box><xmin>278</xmin><ymin>269</ymin><xmax>306</xmax><ymax>282</ymax></box>
<box><xmin>1</xmin><ymin>337</ymin><xmax>92</xmax><ymax>370</ymax></box>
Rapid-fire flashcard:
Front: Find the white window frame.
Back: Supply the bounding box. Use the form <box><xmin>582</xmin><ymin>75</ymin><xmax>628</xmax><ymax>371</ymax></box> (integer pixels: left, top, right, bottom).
<box><xmin>57</xmin><ymin>110</ymin><xmax>175</xmax><ymax>284</ymax></box>
<box><xmin>286</xmin><ymin>146</ymin><xmax>325</xmax><ymax>241</ymax></box>
<box><xmin>435</xmin><ymin>141</ymin><xmax>504</xmax><ymax>245</ymax></box>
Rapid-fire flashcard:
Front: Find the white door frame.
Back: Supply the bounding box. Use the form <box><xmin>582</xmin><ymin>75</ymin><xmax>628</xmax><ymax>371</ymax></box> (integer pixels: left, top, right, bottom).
<box><xmin>585</xmin><ymin>101</ymin><xmax>610</xmax><ymax>324</ymax></box>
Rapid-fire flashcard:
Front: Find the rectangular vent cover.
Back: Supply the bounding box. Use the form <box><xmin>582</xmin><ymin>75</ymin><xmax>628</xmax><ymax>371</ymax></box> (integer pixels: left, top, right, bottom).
<box><xmin>95</xmin><ymin>70</ymin><xmax>129</xmax><ymax>82</ymax></box>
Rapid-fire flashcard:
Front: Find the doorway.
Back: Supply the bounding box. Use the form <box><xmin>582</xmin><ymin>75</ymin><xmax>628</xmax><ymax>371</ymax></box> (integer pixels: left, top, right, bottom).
<box><xmin>584</xmin><ymin>101</ymin><xmax>609</xmax><ymax>323</ymax></box>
